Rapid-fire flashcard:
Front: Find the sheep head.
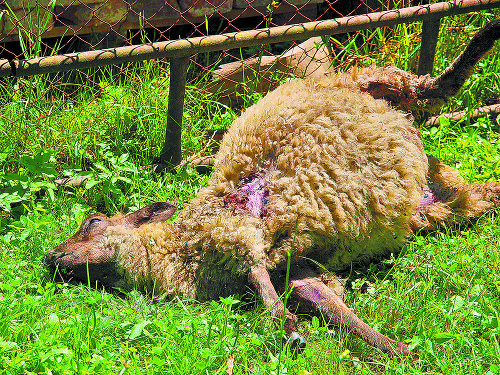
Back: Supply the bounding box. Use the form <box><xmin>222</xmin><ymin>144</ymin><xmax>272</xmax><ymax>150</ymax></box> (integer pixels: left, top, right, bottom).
<box><xmin>45</xmin><ymin>202</ymin><xmax>177</xmax><ymax>287</ymax></box>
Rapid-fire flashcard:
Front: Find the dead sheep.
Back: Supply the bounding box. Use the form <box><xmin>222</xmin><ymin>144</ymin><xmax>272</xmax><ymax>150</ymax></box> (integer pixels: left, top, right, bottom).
<box><xmin>46</xmin><ymin>19</ymin><xmax>500</xmax><ymax>357</ymax></box>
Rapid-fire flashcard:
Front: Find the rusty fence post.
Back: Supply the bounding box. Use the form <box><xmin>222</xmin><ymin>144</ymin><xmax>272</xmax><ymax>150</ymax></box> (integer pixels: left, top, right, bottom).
<box><xmin>418</xmin><ymin>18</ymin><xmax>441</xmax><ymax>76</ymax></box>
<box><xmin>157</xmin><ymin>56</ymin><xmax>190</xmax><ymax>172</ymax></box>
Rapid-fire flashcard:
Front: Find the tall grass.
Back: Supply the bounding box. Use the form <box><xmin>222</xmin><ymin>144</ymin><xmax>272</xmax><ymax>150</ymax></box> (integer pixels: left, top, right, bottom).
<box><xmin>1</xmin><ymin>9</ymin><xmax>500</xmax><ymax>374</ymax></box>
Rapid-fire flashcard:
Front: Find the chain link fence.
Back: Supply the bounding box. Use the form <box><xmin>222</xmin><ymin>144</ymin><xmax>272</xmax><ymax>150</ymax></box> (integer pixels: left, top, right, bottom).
<box><xmin>0</xmin><ymin>0</ymin><xmax>389</xmax><ymax>49</ymax></box>
<box><xmin>0</xmin><ymin>0</ymin><xmax>414</xmax><ymax>89</ymax></box>
<box><xmin>0</xmin><ymin>0</ymin><xmax>499</xmax><ymax>166</ymax></box>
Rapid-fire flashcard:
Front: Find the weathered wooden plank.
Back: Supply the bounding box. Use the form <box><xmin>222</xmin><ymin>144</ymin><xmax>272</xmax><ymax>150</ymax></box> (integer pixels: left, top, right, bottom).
<box><xmin>6</xmin><ymin>0</ymin><xmax>52</xmax><ymax>8</ymax></box>
<box><xmin>0</xmin><ymin>1</ymin><xmax>318</xmax><ymax>41</ymax></box>
<box><xmin>125</xmin><ymin>0</ymin><xmax>181</xmax><ymax>21</ymax></box>
<box><xmin>83</xmin><ymin>0</ymin><xmax>128</xmax><ymax>26</ymax></box>
<box><xmin>179</xmin><ymin>0</ymin><xmax>233</xmax><ymax>17</ymax></box>
<box><xmin>287</xmin><ymin>0</ymin><xmax>324</xmax><ymax>6</ymax></box>
<box><xmin>54</xmin><ymin>0</ymin><xmax>127</xmax><ymax>27</ymax></box>
<box><xmin>233</xmin><ymin>0</ymin><xmax>272</xmax><ymax>9</ymax></box>
<box><xmin>6</xmin><ymin>0</ymin><xmax>102</xmax><ymax>8</ymax></box>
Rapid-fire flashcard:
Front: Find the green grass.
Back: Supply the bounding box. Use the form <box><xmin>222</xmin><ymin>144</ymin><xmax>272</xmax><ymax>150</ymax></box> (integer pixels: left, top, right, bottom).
<box><xmin>1</xmin><ymin>9</ymin><xmax>500</xmax><ymax>375</ymax></box>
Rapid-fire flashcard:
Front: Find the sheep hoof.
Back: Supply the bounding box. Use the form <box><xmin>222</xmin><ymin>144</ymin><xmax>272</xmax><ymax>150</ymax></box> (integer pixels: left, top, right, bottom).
<box><xmin>286</xmin><ymin>332</ymin><xmax>306</xmax><ymax>352</ymax></box>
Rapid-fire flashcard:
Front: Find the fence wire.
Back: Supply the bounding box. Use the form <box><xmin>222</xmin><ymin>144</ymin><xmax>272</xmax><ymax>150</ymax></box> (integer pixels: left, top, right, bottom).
<box><xmin>0</xmin><ymin>0</ymin><xmax>498</xmax><ymax>164</ymax></box>
<box><xmin>0</xmin><ymin>0</ymin><xmax>415</xmax><ymax>93</ymax></box>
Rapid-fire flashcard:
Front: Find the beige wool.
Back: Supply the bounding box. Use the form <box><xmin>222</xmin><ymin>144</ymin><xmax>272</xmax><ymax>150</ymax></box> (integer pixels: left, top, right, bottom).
<box><xmin>102</xmin><ymin>72</ymin><xmax>428</xmax><ymax>299</ymax></box>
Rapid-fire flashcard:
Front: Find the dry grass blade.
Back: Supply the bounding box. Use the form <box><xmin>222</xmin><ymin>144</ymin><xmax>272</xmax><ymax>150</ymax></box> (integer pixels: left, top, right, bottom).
<box><xmin>226</xmin><ymin>351</ymin><xmax>235</xmax><ymax>375</ymax></box>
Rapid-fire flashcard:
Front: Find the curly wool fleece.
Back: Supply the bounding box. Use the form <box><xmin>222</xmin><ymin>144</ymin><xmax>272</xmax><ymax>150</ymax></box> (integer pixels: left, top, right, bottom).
<box><xmin>107</xmin><ymin>72</ymin><xmax>428</xmax><ymax>298</ymax></box>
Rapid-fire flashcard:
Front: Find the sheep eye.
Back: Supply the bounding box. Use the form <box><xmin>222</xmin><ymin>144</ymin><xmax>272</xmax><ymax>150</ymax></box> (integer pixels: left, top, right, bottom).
<box><xmin>88</xmin><ymin>218</ymin><xmax>102</xmax><ymax>226</ymax></box>
<box><xmin>81</xmin><ymin>217</ymin><xmax>104</xmax><ymax>236</ymax></box>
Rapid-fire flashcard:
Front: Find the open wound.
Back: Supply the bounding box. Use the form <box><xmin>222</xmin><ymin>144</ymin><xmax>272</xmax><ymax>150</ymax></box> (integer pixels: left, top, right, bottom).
<box><xmin>225</xmin><ymin>171</ymin><xmax>269</xmax><ymax>218</ymax></box>
<box><xmin>418</xmin><ymin>182</ymin><xmax>457</xmax><ymax>209</ymax></box>
<box><xmin>418</xmin><ymin>186</ymin><xmax>436</xmax><ymax>207</ymax></box>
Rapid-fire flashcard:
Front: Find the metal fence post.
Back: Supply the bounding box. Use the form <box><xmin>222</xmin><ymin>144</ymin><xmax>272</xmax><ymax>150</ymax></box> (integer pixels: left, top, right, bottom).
<box><xmin>157</xmin><ymin>56</ymin><xmax>190</xmax><ymax>171</ymax></box>
<box><xmin>418</xmin><ymin>18</ymin><xmax>441</xmax><ymax>76</ymax></box>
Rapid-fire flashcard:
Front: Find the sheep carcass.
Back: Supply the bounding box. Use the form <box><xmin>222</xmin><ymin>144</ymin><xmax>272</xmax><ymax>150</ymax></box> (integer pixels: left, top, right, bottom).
<box><xmin>46</xmin><ymin>19</ymin><xmax>500</xmax><ymax>357</ymax></box>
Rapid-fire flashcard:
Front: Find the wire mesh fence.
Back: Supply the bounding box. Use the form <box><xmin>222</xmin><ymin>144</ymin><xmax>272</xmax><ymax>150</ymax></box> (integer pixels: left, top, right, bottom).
<box><xmin>0</xmin><ymin>0</ymin><xmax>416</xmax><ymax>85</ymax></box>
<box><xmin>0</xmin><ymin>0</ymin><xmax>499</xmax><ymax>167</ymax></box>
<box><xmin>0</xmin><ymin>0</ymin><xmax>386</xmax><ymax>48</ymax></box>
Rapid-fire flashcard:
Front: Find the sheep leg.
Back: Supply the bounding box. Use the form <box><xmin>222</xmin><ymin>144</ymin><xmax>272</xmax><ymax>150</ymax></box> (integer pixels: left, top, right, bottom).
<box><xmin>248</xmin><ymin>265</ymin><xmax>306</xmax><ymax>350</ymax></box>
<box><xmin>411</xmin><ymin>156</ymin><xmax>500</xmax><ymax>232</ymax></box>
<box><xmin>289</xmin><ymin>267</ymin><xmax>410</xmax><ymax>357</ymax></box>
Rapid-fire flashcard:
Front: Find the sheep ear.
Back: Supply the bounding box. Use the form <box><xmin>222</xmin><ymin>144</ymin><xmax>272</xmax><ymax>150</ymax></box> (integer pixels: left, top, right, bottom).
<box><xmin>124</xmin><ymin>202</ymin><xmax>177</xmax><ymax>227</ymax></box>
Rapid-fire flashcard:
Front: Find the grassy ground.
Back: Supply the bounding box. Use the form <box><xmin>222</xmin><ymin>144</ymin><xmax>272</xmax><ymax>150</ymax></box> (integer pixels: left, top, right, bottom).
<box><xmin>1</xmin><ymin>10</ymin><xmax>500</xmax><ymax>375</ymax></box>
